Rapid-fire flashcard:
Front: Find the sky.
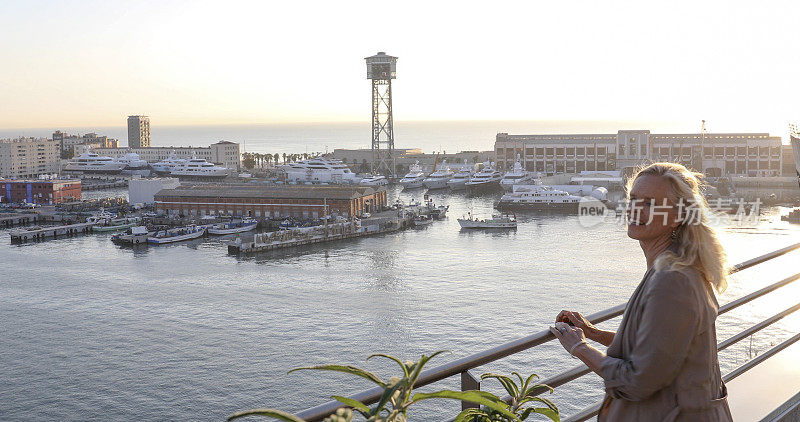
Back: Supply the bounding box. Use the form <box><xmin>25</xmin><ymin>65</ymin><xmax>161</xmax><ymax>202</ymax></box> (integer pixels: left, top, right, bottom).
<box><xmin>1</xmin><ymin>0</ymin><xmax>799</xmax><ymax>138</ymax></box>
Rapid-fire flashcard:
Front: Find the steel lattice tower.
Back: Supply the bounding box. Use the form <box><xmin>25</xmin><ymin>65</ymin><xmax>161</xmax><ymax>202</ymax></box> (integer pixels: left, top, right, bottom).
<box><xmin>365</xmin><ymin>52</ymin><xmax>398</xmax><ymax>177</ymax></box>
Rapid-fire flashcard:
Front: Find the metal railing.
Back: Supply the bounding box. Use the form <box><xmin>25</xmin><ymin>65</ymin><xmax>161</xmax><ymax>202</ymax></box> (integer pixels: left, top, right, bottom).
<box><xmin>296</xmin><ymin>242</ymin><xmax>800</xmax><ymax>421</ymax></box>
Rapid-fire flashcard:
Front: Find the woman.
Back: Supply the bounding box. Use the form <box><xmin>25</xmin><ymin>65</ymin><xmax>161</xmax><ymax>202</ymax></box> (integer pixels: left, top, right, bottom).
<box><xmin>550</xmin><ymin>162</ymin><xmax>733</xmax><ymax>421</ymax></box>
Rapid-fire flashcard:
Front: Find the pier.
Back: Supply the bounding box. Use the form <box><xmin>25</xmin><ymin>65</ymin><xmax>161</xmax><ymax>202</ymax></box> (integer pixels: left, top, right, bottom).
<box><xmin>10</xmin><ymin>222</ymin><xmax>95</xmax><ymax>242</ymax></box>
<box><xmin>0</xmin><ymin>213</ymin><xmax>40</xmax><ymax>227</ymax></box>
<box><xmin>228</xmin><ymin>217</ymin><xmax>404</xmax><ymax>254</ymax></box>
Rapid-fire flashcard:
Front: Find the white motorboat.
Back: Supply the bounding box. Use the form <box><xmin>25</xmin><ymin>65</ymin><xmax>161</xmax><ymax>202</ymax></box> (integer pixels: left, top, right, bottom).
<box><xmin>447</xmin><ymin>166</ymin><xmax>474</xmax><ymax>190</ymax></box>
<box><xmin>147</xmin><ymin>225</ymin><xmax>207</xmax><ymax>244</ymax></box>
<box><xmin>111</xmin><ymin>226</ymin><xmax>151</xmax><ymax>245</ymax></box>
<box><xmin>359</xmin><ymin>174</ymin><xmax>389</xmax><ymax>186</ymax></box>
<box><xmin>64</xmin><ymin>149</ymin><xmax>126</xmax><ymax>173</ymax></box>
<box><xmin>500</xmin><ymin>157</ymin><xmax>539</xmax><ymax>191</ymax></box>
<box><xmin>457</xmin><ymin>214</ymin><xmax>517</xmax><ymax>229</ymax></box>
<box><xmin>465</xmin><ymin>161</ymin><xmax>503</xmax><ymax>194</ymax></box>
<box><xmin>207</xmin><ymin>218</ymin><xmax>258</xmax><ymax>235</ymax></box>
<box><xmin>283</xmin><ymin>157</ymin><xmax>361</xmax><ymax>184</ymax></box>
<box><xmin>116</xmin><ymin>153</ymin><xmax>149</xmax><ymax>170</ymax></box>
<box><xmin>170</xmin><ymin>156</ymin><xmax>229</xmax><ymax>178</ymax></box>
<box><xmin>86</xmin><ymin>209</ymin><xmax>115</xmax><ymax>225</ymax></box>
<box><xmin>496</xmin><ymin>185</ymin><xmax>583</xmax><ymax>211</ymax></box>
<box><xmin>151</xmin><ymin>154</ymin><xmax>187</xmax><ymax>174</ymax></box>
<box><xmin>423</xmin><ymin>167</ymin><xmax>454</xmax><ymax>190</ymax></box>
<box><xmin>399</xmin><ymin>162</ymin><xmax>427</xmax><ymax>189</ymax></box>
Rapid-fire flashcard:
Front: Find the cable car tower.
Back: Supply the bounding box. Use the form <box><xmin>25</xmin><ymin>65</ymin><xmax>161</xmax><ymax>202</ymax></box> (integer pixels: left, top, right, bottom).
<box><xmin>365</xmin><ymin>52</ymin><xmax>398</xmax><ymax>177</ymax></box>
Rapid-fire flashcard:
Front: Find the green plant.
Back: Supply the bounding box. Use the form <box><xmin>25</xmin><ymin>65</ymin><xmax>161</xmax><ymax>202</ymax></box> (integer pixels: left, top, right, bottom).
<box><xmin>227</xmin><ymin>353</ymin><xmax>558</xmax><ymax>422</ymax></box>
<box><xmin>448</xmin><ymin>372</ymin><xmax>559</xmax><ymax>422</ymax></box>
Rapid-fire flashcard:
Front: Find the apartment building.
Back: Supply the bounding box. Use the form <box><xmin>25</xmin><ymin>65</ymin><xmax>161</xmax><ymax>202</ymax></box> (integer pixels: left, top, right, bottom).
<box><xmin>0</xmin><ymin>137</ymin><xmax>60</xmax><ymax>179</ymax></box>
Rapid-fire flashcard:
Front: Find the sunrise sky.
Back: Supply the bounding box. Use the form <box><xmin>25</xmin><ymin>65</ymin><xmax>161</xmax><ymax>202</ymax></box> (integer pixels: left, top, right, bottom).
<box><xmin>1</xmin><ymin>0</ymin><xmax>799</xmax><ymax>137</ymax></box>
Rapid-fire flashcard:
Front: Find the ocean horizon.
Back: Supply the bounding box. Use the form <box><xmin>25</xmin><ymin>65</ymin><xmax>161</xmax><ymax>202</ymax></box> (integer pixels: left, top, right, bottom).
<box><xmin>0</xmin><ymin>119</ymin><xmax>739</xmax><ymax>156</ymax></box>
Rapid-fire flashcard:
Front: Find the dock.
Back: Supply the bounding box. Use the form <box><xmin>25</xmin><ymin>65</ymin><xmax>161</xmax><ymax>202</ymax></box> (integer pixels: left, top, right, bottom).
<box><xmin>227</xmin><ymin>218</ymin><xmax>402</xmax><ymax>254</ymax></box>
<box><xmin>0</xmin><ymin>213</ymin><xmax>40</xmax><ymax>227</ymax></box>
<box><xmin>10</xmin><ymin>222</ymin><xmax>95</xmax><ymax>242</ymax></box>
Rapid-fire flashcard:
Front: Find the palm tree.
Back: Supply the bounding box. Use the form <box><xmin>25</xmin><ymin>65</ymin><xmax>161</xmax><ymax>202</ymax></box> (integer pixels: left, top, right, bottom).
<box><xmin>282</xmin><ymin>153</ymin><xmax>287</xmax><ymax>164</ymax></box>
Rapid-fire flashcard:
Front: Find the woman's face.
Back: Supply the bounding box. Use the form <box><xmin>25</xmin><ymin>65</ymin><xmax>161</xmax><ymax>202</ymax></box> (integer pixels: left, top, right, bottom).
<box><xmin>627</xmin><ymin>174</ymin><xmax>681</xmax><ymax>241</ymax></box>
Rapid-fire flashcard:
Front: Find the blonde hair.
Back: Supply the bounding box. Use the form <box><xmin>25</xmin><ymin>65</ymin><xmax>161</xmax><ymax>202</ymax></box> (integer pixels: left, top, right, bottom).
<box><xmin>626</xmin><ymin>162</ymin><xmax>728</xmax><ymax>293</ymax></box>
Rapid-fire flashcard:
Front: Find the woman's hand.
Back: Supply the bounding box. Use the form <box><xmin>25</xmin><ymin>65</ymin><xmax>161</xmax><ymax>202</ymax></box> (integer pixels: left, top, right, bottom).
<box><xmin>556</xmin><ymin>310</ymin><xmax>598</xmax><ymax>341</ymax></box>
<box><xmin>550</xmin><ymin>322</ymin><xmax>588</xmax><ymax>355</ymax></box>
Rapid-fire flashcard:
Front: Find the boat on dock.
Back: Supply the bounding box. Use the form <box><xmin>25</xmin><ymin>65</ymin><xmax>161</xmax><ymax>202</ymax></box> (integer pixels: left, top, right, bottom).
<box><xmin>413</xmin><ymin>214</ymin><xmax>434</xmax><ymax>227</ymax></box>
<box><xmin>496</xmin><ymin>185</ymin><xmax>583</xmax><ymax>211</ymax></box>
<box><xmin>457</xmin><ymin>213</ymin><xmax>517</xmax><ymax>229</ymax></box>
<box><xmin>465</xmin><ymin>161</ymin><xmax>503</xmax><ymax>194</ymax></box>
<box><xmin>92</xmin><ymin>217</ymin><xmax>142</xmax><ymax>232</ymax></box>
<box><xmin>111</xmin><ymin>226</ymin><xmax>151</xmax><ymax>245</ymax></box>
<box><xmin>399</xmin><ymin>162</ymin><xmax>427</xmax><ymax>189</ymax></box>
<box><xmin>500</xmin><ymin>156</ymin><xmax>539</xmax><ymax>191</ymax></box>
<box><xmin>446</xmin><ymin>166</ymin><xmax>474</xmax><ymax>191</ymax></box>
<box><xmin>359</xmin><ymin>174</ymin><xmax>389</xmax><ymax>186</ymax></box>
<box><xmin>147</xmin><ymin>225</ymin><xmax>207</xmax><ymax>244</ymax></box>
<box><xmin>207</xmin><ymin>218</ymin><xmax>258</xmax><ymax>235</ymax></box>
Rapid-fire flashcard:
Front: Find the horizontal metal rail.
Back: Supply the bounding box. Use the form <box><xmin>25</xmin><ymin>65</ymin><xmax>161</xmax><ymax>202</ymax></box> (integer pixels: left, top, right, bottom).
<box><xmin>718</xmin><ymin>302</ymin><xmax>800</xmax><ymax>351</ymax></box>
<box><xmin>296</xmin><ymin>242</ymin><xmax>800</xmax><ymax>421</ymax></box>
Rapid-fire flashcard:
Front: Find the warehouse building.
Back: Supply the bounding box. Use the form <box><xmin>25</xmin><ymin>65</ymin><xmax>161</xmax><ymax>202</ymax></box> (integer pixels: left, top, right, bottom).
<box><xmin>1</xmin><ymin>179</ymin><xmax>81</xmax><ymax>205</ymax></box>
<box><xmin>495</xmin><ymin>130</ymin><xmax>786</xmax><ymax>177</ymax></box>
<box><xmin>154</xmin><ymin>185</ymin><xmax>387</xmax><ymax>219</ymax></box>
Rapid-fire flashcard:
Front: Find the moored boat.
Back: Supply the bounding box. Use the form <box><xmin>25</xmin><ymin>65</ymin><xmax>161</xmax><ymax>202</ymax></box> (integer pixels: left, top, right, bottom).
<box><xmin>111</xmin><ymin>226</ymin><xmax>151</xmax><ymax>245</ymax></box>
<box><xmin>399</xmin><ymin>162</ymin><xmax>427</xmax><ymax>189</ymax></box>
<box><xmin>457</xmin><ymin>213</ymin><xmax>517</xmax><ymax>229</ymax></box>
<box><xmin>207</xmin><ymin>218</ymin><xmax>258</xmax><ymax>235</ymax></box>
<box><xmin>147</xmin><ymin>225</ymin><xmax>207</xmax><ymax>244</ymax></box>
<box><xmin>465</xmin><ymin>161</ymin><xmax>503</xmax><ymax>194</ymax></box>
<box><xmin>92</xmin><ymin>217</ymin><xmax>142</xmax><ymax>232</ymax></box>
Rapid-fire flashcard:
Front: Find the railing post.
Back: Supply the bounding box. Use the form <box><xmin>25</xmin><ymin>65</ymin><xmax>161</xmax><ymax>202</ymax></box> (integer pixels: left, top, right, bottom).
<box><xmin>460</xmin><ymin>370</ymin><xmax>481</xmax><ymax>410</ymax></box>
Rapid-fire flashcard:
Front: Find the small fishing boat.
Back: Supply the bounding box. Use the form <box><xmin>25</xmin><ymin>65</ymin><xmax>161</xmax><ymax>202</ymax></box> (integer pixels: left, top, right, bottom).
<box><xmin>457</xmin><ymin>213</ymin><xmax>517</xmax><ymax>229</ymax></box>
<box><xmin>147</xmin><ymin>225</ymin><xmax>207</xmax><ymax>244</ymax></box>
<box><xmin>92</xmin><ymin>217</ymin><xmax>142</xmax><ymax>232</ymax></box>
<box><xmin>208</xmin><ymin>218</ymin><xmax>258</xmax><ymax>235</ymax></box>
<box><xmin>413</xmin><ymin>214</ymin><xmax>434</xmax><ymax>227</ymax></box>
<box><xmin>111</xmin><ymin>226</ymin><xmax>151</xmax><ymax>245</ymax></box>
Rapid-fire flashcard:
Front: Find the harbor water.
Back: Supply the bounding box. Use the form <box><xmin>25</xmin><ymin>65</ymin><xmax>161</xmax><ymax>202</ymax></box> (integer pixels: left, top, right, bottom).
<box><xmin>2</xmin><ymin>187</ymin><xmax>800</xmax><ymax>421</ymax></box>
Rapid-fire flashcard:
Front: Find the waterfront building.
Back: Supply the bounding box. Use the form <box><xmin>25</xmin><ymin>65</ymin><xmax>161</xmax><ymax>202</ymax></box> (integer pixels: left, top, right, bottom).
<box><xmin>0</xmin><ymin>137</ymin><xmax>60</xmax><ymax>179</ymax></box>
<box><xmin>495</xmin><ymin>130</ymin><xmax>786</xmax><ymax>177</ymax></box>
<box><xmin>128</xmin><ymin>178</ymin><xmax>180</xmax><ymax>205</ymax></box>
<box><xmin>91</xmin><ymin>141</ymin><xmax>241</xmax><ymax>170</ymax></box>
<box><xmin>154</xmin><ymin>184</ymin><xmax>387</xmax><ymax>219</ymax></box>
<box><xmin>127</xmin><ymin>115</ymin><xmax>151</xmax><ymax>148</ymax></box>
<box><xmin>0</xmin><ymin>178</ymin><xmax>81</xmax><ymax>204</ymax></box>
<box><xmin>53</xmin><ymin>131</ymin><xmax>119</xmax><ymax>155</ymax></box>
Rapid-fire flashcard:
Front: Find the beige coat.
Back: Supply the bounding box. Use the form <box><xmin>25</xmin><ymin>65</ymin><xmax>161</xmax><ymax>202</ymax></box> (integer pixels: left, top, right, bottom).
<box><xmin>598</xmin><ymin>265</ymin><xmax>733</xmax><ymax>422</ymax></box>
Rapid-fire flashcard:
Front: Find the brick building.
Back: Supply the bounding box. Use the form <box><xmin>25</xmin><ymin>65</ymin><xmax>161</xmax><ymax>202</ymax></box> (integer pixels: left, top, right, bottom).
<box><xmin>1</xmin><ymin>179</ymin><xmax>82</xmax><ymax>205</ymax></box>
<box><xmin>154</xmin><ymin>185</ymin><xmax>387</xmax><ymax>219</ymax></box>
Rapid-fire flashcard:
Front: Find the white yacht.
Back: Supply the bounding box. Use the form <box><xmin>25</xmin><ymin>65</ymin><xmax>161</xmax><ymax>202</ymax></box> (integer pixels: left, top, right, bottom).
<box><xmin>115</xmin><ymin>153</ymin><xmax>149</xmax><ymax>170</ymax></box>
<box><xmin>359</xmin><ymin>174</ymin><xmax>389</xmax><ymax>186</ymax></box>
<box><xmin>399</xmin><ymin>162</ymin><xmax>427</xmax><ymax>189</ymax></box>
<box><xmin>283</xmin><ymin>158</ymin><xmax>361</xmax><ymax>184</ymax></box>
<box><xmin>64</xmin><ymin>150</ymin><xmax>126</xmax><ymax>173</ymax></box>
<box><xmin>170</xmin><ymin>156</ymin><xmax>230</xmax><ymax>178</ymax></box>
<box><xmin>423</xmin><ymin>167</ymin><xmax>454</xmax><ymax>190</ymax></box>
<box><xmin>447</xmin><ymin>166</ymin><xmax>474</xmax><ymax>190</ymax></box>
<box><xmin>151</xmin><ymin>155</ymin><xmax>187</xmax><ymax>175</ymax></box>
<box><xmin>496</xmin><ymin>185</ymin><xmax>583</xmax><ymax>211</ymax></box>
<box><xmin>465</xmin><ymin>161</ymin><xmax>503</xmax><ymax>194</ymax></box>
<box><xmin>500</xmin><ymin>157</ymin><xmax>538</xmax><ymax>191</ymax></box>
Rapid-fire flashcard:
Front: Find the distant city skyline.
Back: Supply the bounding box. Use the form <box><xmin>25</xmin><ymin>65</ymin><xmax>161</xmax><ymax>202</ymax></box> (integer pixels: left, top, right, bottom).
<box><xmin>1</xmin><ymin>1</ymin><xmax>799</xmax><ymax>139</ymax></box>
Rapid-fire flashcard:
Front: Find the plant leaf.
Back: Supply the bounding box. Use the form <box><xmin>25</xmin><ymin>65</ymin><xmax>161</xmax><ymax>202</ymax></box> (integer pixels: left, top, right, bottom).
<box><xmin>226</xmin><ymin>408</ymin><xmax>305</xmax><ymax>422</ymax></box>
<box><xmin>330</xmin><ymin>396</ymin><xmax>370</xmax><ymax>417</ymax></box>
<box><xmin>406</xmin><ymin>350</ymin><xmax>450</xmax><ymax>386</ymax></box>
<box><xmin>481</xmin><ymin>373</ymin><xmax>519</xmax><ymax>397</ymax></box>
<box><xmin>366</xmin><ymin>353</ymin><xmax>410</xmax><ymax>377</ymax></box>
<box><xmin>411</xmin><ymin>390</ymin><xmax>518</xmax><ymax>420</ymax></box>
<box><xmin>523</xmin><ymin>382</ymin><xmax>553</xmax><ymax>398</ymax></box>
<box><xmin>519</xmin><ymin>396</ymin><xmax>559</xmax><ymax>413</ymax></box>
<box><xmin>288</xmin><ymin>365</ymin><xmax>385</xmax><ymax>387</ymax></box>
<box><xmin>369</xmin><ymin>379</ymin><xmax>405</xmax><ymax>417</ymax></box>
<box><xmin>454</xmin><ymin>408</ymin><xmax>490</xmax><ymax>422</ymax></box>
<box><xmin>520</xmin><ymin>406</ymin><xmax>560</xmax><ymax>422</ymax></box>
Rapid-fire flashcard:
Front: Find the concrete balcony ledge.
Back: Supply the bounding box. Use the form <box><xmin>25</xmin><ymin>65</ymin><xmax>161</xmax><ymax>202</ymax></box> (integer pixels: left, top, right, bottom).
<box><xmin>728</xmin><ymin>340</ymin><xmax>800</xmax><ymax>421</ymax></box>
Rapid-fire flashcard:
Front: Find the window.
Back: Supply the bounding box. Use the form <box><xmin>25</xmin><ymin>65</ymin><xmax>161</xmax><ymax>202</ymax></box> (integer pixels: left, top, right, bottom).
<box><xmin>576</xmin><ymin>147</ymin><xmax>585</xmax><ymax>156</ymax></box>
